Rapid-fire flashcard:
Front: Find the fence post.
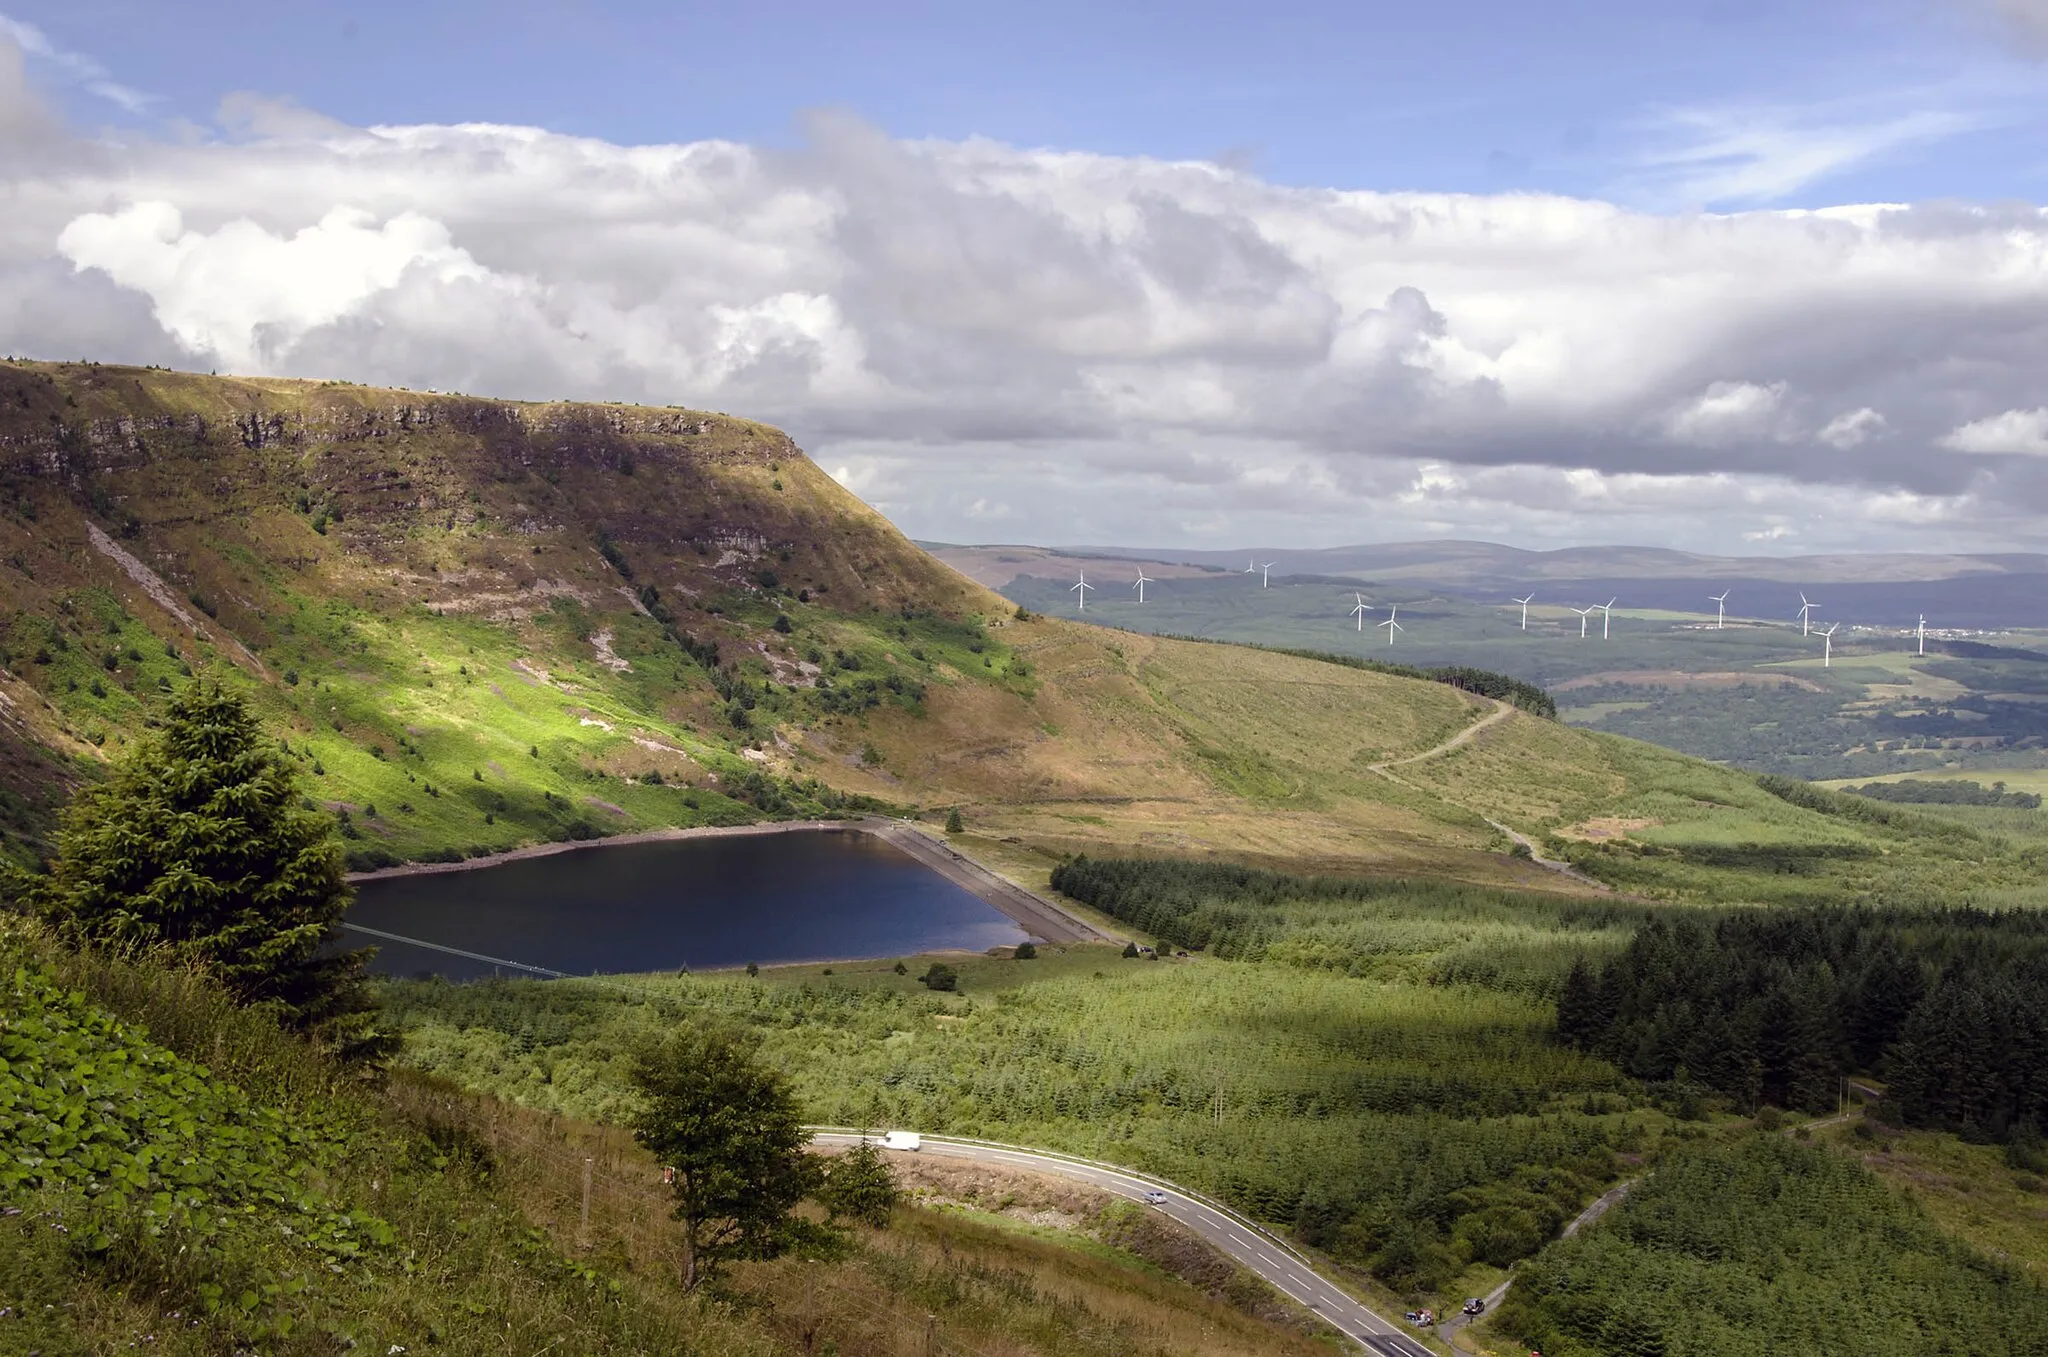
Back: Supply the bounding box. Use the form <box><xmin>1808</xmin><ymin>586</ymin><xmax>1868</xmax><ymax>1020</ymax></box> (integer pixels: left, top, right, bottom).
<box><xmin>579</xmin><ymin>1156</ymin><xmax>593</xmax><ymax>1248</ymax></box>
<box><xmin>925</xmin><ymin>1313</ymin><xmax>937</xmax><ymax>1357</ymax></box>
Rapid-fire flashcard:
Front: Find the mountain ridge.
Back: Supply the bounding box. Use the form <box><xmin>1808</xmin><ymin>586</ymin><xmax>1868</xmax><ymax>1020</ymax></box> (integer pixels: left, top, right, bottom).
<box><xmin>1</xmin><ymin>360</ymin><xmax>2029</xmax><ymax>910</ymax></box>
<box><xmin>927</xmin><ymin>539</ymin><xmax>2048</xmax><ymax>588</ymax></box>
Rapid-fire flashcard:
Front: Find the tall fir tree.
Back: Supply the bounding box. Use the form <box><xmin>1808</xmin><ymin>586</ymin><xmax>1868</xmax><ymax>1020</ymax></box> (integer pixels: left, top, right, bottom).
<box><xmin>19</xmin><ymin>682</ymin><xmax>389</xmax><ymax>1062</ymax></box>
<box><xmin>1555</xmin><ymin>954</ymin><xmax>1599</xmax><ymax>1049</ymax></box>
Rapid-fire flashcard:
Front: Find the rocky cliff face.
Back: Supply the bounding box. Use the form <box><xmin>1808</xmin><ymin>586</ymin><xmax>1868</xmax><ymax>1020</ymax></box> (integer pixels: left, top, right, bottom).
<box><xmin>0</xmin><ymin>361</ymin><xmax>1003</xmax><ymax>863</ymax></box>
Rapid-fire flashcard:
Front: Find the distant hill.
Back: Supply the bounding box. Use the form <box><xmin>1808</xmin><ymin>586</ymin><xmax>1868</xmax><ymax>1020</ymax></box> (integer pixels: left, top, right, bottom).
<box><xmin>923</xmin><ymin>540</ymin><xmax>2048</xmax><ymax>630</ymax></box>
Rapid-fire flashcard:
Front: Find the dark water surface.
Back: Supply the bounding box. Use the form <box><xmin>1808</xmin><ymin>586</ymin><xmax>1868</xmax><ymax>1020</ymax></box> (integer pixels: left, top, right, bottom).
<box><xmin>346</xmin><ymin>830</ymin><xmax>1026</xmax><ymax>980</ymax></box>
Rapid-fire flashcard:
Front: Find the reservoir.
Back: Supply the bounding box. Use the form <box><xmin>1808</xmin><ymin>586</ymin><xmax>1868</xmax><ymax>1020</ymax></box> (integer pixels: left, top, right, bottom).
<box><xmin>346</xmin><ymin>829</ymin><xmax>1028</xmax><ymax>981</ymax></box>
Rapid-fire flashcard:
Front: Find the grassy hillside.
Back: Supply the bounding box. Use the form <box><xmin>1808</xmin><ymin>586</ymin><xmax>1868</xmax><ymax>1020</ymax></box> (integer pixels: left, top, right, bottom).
<box><xmin>0</xmin><ymin>359</ymin><xmax>2035</xmax><ymax>906</ymax></box>
<box><xmin>0</xmin><ymin>918</ymin><xmax>1328</xmax><ymax>1356</ymax></box>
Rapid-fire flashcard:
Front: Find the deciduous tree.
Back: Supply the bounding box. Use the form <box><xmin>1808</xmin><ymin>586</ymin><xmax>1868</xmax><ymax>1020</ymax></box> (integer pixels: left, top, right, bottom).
<box><xmin>630</xmin><ymin>1027</ymin><xmax>826</xmax><ymax>1291</ymax></box>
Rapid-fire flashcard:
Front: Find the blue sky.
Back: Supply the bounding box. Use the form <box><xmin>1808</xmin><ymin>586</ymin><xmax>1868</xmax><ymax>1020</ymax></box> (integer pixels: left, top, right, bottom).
<box><xmin>6</xmin><ymin>1</ymin><xmax>2048</xmax><ymax>554</ymax></box>
<box><xmin>12</xmin><ymin>0</ymin><xmax>2047</xmax><ymax>209</ymax></box>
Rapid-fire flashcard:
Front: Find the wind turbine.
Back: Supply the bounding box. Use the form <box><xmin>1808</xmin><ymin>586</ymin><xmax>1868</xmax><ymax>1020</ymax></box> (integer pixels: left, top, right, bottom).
<box><xmin>1600</xmin><ymin>598</ymin><xmax>1617</xmax><ymax>640</ymax></box>
<box><xmin>1820</xmin><ymin>622</ymin><xmax>1839</xmax><ymax>667</ymax></box>
<box><xmin>1260</xmin><ymin>561</ymin><xmax>1276</xmax><ymax>588</ymax></box>
<box><xmin>1796</xmin><ymin>592</ymin><xmax>1816</xmax><ymax>636</ymax></box>
<box><xmin>1378</xmin><ymin>603</ymin><xmax>1403</xmax><ymax>646</ymax></box>
<box><xmin>1071</xmin><ymin>570</ymin><xmax>1093</xmax><ymax>612</ymax></box>
<box><xmin>1349</xmin><ymin>593</ymin><xmax>1371</xmax><ymax>632</ymax></box>
<box><xmin>1917</xmin><ymin>614</ymin><xmax>1927</xmax><ymax>656</ymax></box>
<box><xmin>1571</xmin><ymin>606</ymin><xmax>1595</xmax><ymax>639</ymax></box>
<box><xmin>1512</xmin><ymin>594</ymin><xmax>1535</xmax><ymax>631</ymax></box>
<box><xmin>1710</xmin><ymin>590</ymin><xmax>1730</xmax><ymax>629</ymax></box>
<box><xmin>1243</xmin><ymin>558</ymin><xmax>1256</xmax><ymax>578</ymax></box>
<box><xmin>1132</xmin><ymin>569</ymin><xmax>1153</xmax><ymax>603</ymax></box>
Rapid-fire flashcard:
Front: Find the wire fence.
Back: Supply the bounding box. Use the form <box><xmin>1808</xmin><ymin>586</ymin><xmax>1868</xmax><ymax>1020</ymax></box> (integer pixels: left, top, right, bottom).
<box><xmin>385</xmin><ymin>1077</ymin><xmax>998</xmax><ymax>1357</ymax></box>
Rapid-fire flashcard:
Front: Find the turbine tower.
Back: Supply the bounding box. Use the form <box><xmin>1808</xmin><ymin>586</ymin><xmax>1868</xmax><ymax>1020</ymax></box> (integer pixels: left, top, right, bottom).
<box><xmin>1710</xmin><ymin>590</ymin><xmax>1730</xmax><ymax>629</ymax></box>
<box><xmin>1132</xmin><ymin>569</ymin><xmax>1153</xmax><ymax>604</ymax></box>
<box><xmin>1796</xmin><ymin>592</ymin><xmax>1816</xmax><ymax>636</ymax></box>
<box><xmin>1512</xmin><ymin>594</ymin><xmax>1535</xmax><ymax>631</ymax></box>
<box><xmin>1571</xmin><ymin>606</ymin><xmax>1595</xmax><ymax>639</ymax></box>
<box><xmin>1378</xmin><ymin>603</ymin><xmax>1403</xmax><ymax>646</ymax></box>
<box><xmin>1600</xmin><ymin>598</ymin><xmax>1617</xmax><ymax>640</ymax></box>
<box><xmin>1917</xmin><ymin>614</ymin><xmax>1927</xmax><ymax>657</ymax></box>
<box><xmin>1350</xmin><ymin>593</ymin><xmax>1371</xmax><ymax>632</ymax></box>
<box><xmin>1820</xmin><ymin>622</ymin><xmax>1839</xmax><ymax>668</ymax></box>
<box><xmin>1260</xmin><ymin>561</ymin><xmax>1276</xmax><ymax>588</ymax></box>
<box><xmin>1071</xmin><ymin>570</ymin><xmax>1093</xmax><ymax>612</ymax></box>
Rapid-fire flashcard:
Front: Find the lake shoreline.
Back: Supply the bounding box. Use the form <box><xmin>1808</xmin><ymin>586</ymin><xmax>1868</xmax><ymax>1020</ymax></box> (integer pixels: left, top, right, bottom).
<box><xmin>345</xmin><ymin>816</ymin><xmax>1108</xmax><ymax>945</ymax></box>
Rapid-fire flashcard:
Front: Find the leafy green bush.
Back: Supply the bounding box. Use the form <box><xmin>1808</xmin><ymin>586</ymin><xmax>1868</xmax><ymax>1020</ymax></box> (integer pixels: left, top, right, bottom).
<box><xmin>0</xmin><ymin>954</ymin><xmax>392</xmax><ymax>1342</ymax></box>
<box><xmin>382</xmin><ymin>956</ymin><xmax>1632</xmax><ymax>1292</ymax></box>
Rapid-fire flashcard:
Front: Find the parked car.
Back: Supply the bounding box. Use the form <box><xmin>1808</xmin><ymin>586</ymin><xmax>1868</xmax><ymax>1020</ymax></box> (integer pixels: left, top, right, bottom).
<box><xmin>1462</xmin><ymin>1297</ymin><xmax>1486</xmax><ymax>1316</ymax></box>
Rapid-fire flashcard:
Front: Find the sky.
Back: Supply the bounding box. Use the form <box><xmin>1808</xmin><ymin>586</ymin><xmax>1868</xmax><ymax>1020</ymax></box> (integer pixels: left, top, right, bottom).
<box><xmin>3</xmin><ymin>1</ymin><xmax>2048</xmax><ymax>555</ymax></box>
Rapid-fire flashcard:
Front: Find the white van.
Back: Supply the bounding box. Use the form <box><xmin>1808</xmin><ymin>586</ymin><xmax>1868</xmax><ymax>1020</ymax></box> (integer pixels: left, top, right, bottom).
<box><xmin>879</xmin><ymin>1130</ymin><xmax>922</xmax><ymax>1152</ymax></box>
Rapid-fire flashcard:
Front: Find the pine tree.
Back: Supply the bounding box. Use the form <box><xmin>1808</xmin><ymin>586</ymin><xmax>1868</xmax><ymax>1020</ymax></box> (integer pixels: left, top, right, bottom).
<box><xmin>22</xmin><ymin>683</ymin><xmax>388</xmax><ymax>1061</ymax></box>
<box><xmin>944</xmin><ymin>806</ymin><xmax>965</xmax><ymax>834</ymax></box>
<box><xmin>1603</xmin><ymin>1305</ymin><xmax>1669</xmax><ymax>1357</ymax></box>
<box><xmin>1555</xmin><ymin>955</ymin><xmax>1599</xmax><ymax>1048</ymax></box>
<box><xmin>820</xmin><ymin>1140</ymin><xmax>899</xmax><ymax>1228</ymax></box>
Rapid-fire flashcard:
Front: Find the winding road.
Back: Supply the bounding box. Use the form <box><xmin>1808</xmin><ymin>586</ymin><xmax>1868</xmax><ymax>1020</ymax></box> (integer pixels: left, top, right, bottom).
<box><xmin>810</xmin><ymin>1131</ymin><xmax>1435</xmax><ymax>1356</ymax></box>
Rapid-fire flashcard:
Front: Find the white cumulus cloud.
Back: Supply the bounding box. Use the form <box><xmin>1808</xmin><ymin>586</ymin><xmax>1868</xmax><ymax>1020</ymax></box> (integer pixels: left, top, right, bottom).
<box><xmin>1664</xmin><ymin>380</ymin><xmax>1789</xmax><ymax>445</ymax></box>
<box><xmin>1939</xmin><ymin>407</ymin><xmax>2048</xmax><ymax>454</ymax></box>
<box><xmin>56</xmin><ymin>202</ymin><xmax>493</xmax><ymax>372</ymax></box>
<box><xmin>1817</xmin><ymin>407</ymin><xmax>1889</xmax><ymax>449</ymax></box>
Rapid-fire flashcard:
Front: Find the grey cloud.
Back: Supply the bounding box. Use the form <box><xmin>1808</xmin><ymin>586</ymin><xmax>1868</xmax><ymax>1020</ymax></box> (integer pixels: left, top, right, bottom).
<box><xmin>6</xmin><ymin>99</ymin><xmax>2048</xmax><ymax>549</ymax></box>
<box><xmin>0</xmin><ymin>35</ymin><xmax>70</xmax><ymax>171</ymax></box>
<box><xmin>1980</xmin><ymin>0</ymin><xmax>2048</xmax><ymax>53</ymax></box>
<box><xmin>0</xmin><ymin>256</ymin><xmax>187</xmax><ymax>366</ymax></box>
